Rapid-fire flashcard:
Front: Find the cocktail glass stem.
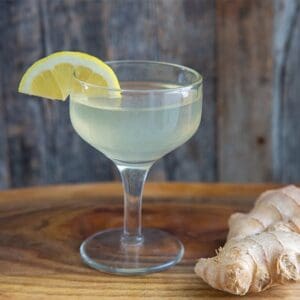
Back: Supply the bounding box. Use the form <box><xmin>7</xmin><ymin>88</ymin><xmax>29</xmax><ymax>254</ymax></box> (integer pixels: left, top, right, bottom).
<box><xmin>116</xmin><ymin>162</ymin><xmax>153</xmax><ymax>245</ymax></box>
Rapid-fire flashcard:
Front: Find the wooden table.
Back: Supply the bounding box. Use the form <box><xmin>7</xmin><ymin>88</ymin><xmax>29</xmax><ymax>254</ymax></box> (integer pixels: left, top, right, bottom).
<box><xmin>0</xmin><ymin>183</ymin><xmax>299</xmax><ymax>299</ymax></box>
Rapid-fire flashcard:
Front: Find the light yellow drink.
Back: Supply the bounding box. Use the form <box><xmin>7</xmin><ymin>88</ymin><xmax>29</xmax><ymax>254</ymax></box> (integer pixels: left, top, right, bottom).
<box><xmin>70</xmin><ymin>82</ymin><xmax>202</xmax><ymax>163</ymax></box>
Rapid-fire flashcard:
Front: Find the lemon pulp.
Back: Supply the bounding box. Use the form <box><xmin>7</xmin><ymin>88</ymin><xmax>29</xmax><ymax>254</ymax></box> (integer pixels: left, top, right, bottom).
<box><xmin>18</xmin><ymin>51</ymin><xmax>120</xmax><ymax>100</ymax></box>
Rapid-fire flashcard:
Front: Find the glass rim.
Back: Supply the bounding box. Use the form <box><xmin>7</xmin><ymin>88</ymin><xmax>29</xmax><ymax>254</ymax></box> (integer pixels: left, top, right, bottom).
<box><xmin>73</xmin><ymin>60</ymin><xmax>203</xmax><ymax>94</ymax></box>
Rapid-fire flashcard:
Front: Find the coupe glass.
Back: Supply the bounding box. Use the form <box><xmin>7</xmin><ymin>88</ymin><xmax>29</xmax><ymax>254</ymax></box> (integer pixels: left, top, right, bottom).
<box><xmin>70</xmin><ymin>61</ymin><xmax>203</xmax><ymax>275</ymax></box>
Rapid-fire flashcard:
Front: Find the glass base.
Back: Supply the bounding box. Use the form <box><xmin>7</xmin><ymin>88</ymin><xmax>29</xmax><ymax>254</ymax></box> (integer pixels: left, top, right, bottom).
<box><xmin>80</xmin><ymin>228</ymin><xmax>184</xmax><ymax>275</ymax></box>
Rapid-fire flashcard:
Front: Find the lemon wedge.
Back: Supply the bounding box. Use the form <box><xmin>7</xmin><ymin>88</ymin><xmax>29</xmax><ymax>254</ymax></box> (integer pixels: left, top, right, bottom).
<box><xmin>18</xmin><ymin>51</ymin><xmax>120</xmax><ymax>100</ymax></box>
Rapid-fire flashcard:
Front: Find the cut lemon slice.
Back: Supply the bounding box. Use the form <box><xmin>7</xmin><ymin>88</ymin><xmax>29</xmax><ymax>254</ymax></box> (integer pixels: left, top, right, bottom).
<box><xmin>18</xmin><ymin>51</ymin><xmax>120</xmax><ymax>100</ymax></box>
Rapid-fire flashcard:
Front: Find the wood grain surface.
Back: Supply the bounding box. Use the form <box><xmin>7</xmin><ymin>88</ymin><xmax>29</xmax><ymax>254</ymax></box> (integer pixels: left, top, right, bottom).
<box><xmin>0</xmin><ymin>182</ymin><xmax>299</xmax><ymax>299</ymax></box>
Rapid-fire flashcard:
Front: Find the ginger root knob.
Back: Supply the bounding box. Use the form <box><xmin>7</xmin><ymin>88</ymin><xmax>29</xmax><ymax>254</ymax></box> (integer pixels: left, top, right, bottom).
<box><xmin>195</xmin><ymin>185</ymin><xmax>300</xmax><ymax>295</ymax></box>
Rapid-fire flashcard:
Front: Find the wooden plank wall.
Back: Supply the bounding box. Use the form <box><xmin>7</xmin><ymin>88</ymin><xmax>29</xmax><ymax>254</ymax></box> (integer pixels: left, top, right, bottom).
<box><xmin>217</xmin><ymin>0</ymin><xmax>273</xmax><ymax>182</ymax></box>
<box><xmin>273</xmin><ymin>0</ymin><xmax>300</xmax><ymax>183</ymax></box>
<box><xmin>0</xmin><ymin>0</ymin><xmax>299</xmax><ymax>188</ymax></box>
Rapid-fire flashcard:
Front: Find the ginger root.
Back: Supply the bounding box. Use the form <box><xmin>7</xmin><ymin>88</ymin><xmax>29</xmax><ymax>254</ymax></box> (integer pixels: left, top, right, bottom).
<box><xmin>194</xmin><ymin>185</ymin><xmax>300</xmax><ymax>295</ymax></box>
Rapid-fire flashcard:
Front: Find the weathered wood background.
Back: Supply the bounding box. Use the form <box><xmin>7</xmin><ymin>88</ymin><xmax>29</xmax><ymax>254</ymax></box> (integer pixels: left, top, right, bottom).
<box><xmin>0</xmin><ymin>0</ymin><xmax>299</xmax><ymax>188</ymax></box>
